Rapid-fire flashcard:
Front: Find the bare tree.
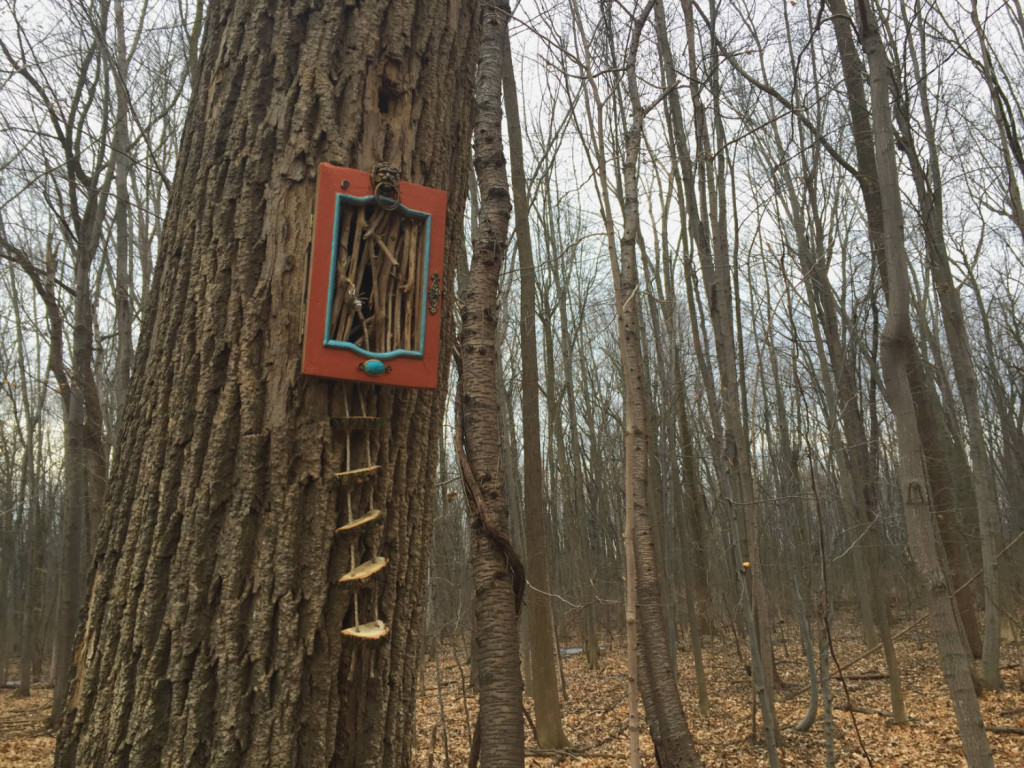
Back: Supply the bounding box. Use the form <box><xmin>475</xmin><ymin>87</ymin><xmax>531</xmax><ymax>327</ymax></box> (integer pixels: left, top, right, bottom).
<box><xmin>501</xmin><ymin>18</ymin><xmax>568</xmax><ymax>751</ymax></box>
<box><xmin>458</xmin><ymin>2</ymin><xmax>525</xmax><ymax>766</ymax></box>
<box><xmin>855</xmin><ymin>1</ymin><xmax>993</xmax><ymax>763</ymax></box>
<box><xmin>53</xmin><ymin>0</ymin><xmax>480</xmax><ymax>765</ymax></box>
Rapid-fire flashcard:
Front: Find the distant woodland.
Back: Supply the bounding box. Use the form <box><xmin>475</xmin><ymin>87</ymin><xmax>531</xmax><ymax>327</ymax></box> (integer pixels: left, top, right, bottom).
<box><xmin>1</xmin><ymin>1</ymin><xmax>1023</xmax><ymax>767</ymax></box>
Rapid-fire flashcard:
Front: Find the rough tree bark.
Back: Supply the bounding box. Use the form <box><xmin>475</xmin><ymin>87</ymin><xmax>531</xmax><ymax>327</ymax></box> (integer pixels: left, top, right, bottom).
<box><xmin>54</xmin><ymin>1</ymin><xmax>479</xmax><ymax>766</ymax></box>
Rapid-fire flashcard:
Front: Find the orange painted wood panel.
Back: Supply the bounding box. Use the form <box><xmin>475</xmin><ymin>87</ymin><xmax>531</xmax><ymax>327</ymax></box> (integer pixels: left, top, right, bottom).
<box><xmin>302</xmin><ymin>163</ymin><xmax>446</xmax><ymax>389</ymax></box>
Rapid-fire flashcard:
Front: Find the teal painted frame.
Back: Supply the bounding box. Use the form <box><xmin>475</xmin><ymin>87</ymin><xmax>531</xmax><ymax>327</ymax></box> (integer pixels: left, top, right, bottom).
<box><xmin>323</xmin><ymin>193</ymin><xmax>432</xmax><ymax>360</ymax></box>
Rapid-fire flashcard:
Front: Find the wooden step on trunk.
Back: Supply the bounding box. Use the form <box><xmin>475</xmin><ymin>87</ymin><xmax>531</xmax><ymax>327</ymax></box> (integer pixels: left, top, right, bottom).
<box><xmin>338</xmin><ymin>556</ymin><xmax>388</xmax><ymax>584</ymax></box>
<box><xmin>332</xmin><ymin>465</ymin><xmax>380</xmax><ymax>487</ymax></box>
<box><xmin>335</xmin><ymin>509</ymin><xmax>384</xmax><ymax>535</ymax></box>
<box><xmin>342</xmin><ymin>620</ymin><xmax>390</xmax><ymax>640</ymax></box>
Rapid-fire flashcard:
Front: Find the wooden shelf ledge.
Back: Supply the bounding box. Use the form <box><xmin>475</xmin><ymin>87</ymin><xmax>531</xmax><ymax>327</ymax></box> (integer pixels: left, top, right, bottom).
<box><xmin>333</xmin><ymin>465</ymin><xmax>381</xmax><ymax>486</ymax></box>
<box><xmin>335</xmin><ymin>509</ymin><xmax>384</xmax><ymax>535</ymax></box>
<box><xmin>338</xmin><ymin>556</ymin><xmax>388</xmax><ymax>583</ymax></box>
<box><xmin>342</xmin><ymin>620</ymin><xmax>390</xmax><ymax>640</ymax></box>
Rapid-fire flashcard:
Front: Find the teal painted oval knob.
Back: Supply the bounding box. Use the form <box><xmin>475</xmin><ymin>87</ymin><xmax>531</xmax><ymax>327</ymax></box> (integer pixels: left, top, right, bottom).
<box><xmin>362</xmin><ymin>359</ymin><xmax>388</xmax><ymax>376</ymax></box>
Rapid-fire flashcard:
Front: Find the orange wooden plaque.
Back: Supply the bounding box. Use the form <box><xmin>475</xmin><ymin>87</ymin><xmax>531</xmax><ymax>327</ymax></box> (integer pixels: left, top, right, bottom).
<box><xmin>302</xmin><ymin>163</ymin><xmax>446</xmax><ymax>389</ymax></box>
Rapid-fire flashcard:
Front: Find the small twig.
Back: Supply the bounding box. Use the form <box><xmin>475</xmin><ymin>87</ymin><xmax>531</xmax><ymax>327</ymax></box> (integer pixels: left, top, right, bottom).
<box><xmin>842</xmin><ymin>673</ymin><xmax>888</xmax><ymax>681</ymax></box>
<box><xmin>525</xmin><ymin>748</ymin><xmax>624</xmax><ymax>759</ymax></box>
<box><xmin>837</xmin><ymin>703</ymin><xmax>914</xmax><ymax>721</ymax></box>
<box><xmin>523</xmin><ymin>706</ymin><xmax>539</xmax><ymax>744</ymax></box>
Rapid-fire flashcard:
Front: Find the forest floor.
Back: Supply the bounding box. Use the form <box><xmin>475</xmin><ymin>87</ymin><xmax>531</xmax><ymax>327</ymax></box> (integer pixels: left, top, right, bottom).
<box><xmin>410</xmin><ymin>618</ymin><xmax>1024</xmax><ymax>768</ymax></box>
<box><xmin>0</xmin><ymin>687</ymin><xmax>50</xmax><ymax>768</ymax></box>
<box><xmin>1</xmin><ymin>618</ymin><xmax>1022</xmax><ymax>767</ymax></box>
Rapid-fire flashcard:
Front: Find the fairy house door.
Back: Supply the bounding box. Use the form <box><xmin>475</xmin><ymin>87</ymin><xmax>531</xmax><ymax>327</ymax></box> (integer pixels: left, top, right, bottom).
<box><xmin>302</xmin><ymin>162</ymin><xmax>446</xmax><ymax>388</ymax></box>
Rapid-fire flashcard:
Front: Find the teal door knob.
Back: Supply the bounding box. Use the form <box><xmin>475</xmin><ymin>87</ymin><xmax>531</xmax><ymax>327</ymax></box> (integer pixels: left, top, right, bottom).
<box><xmin>361</xmin><ymin>359</ymin><xmax>388</xmax><ymax>376</ymax></box>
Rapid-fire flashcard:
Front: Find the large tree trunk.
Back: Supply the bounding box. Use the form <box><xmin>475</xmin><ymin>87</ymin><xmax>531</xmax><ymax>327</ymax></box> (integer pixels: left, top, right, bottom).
<box><xmin>54</xmin><ymin>1</ymin><xmax>479</xmax><ymax>766</ymax></box>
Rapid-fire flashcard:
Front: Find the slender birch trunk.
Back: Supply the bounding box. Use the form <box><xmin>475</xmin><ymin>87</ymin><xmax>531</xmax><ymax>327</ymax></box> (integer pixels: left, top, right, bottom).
<box><xmin>460</xmin><ymin>2</ymin><xmax>526</xmax><ymax>765</ymax></box>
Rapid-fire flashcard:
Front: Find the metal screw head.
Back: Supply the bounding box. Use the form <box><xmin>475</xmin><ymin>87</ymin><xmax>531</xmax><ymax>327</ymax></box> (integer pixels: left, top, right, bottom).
<box><xmin>342</xmin><ymin>180</ymin><xmax>350</xmax><ymax>189</ymax></box>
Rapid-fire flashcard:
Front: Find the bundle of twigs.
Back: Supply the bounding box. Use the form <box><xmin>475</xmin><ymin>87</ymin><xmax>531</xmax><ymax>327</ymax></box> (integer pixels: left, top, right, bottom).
<box><xmin>328</xmin><ymin>204</ymin><xmax>425</xmax><ymax>352</ymax></box>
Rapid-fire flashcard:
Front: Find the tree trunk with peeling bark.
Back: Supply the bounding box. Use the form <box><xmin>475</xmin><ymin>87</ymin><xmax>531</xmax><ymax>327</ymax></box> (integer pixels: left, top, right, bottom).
<box><xmin>459</xmin><ymin>2</ymin><xmax>525</xmax><ymax>766</ymax></box>
<box><xmin>53</xmin><ymin>1</ymin><xmax>479</xmax><ymax>766</ymax></box>
<box><xmin>615</xmin><ymin>5</ymin><xmax>701</xmax><ymax>766</ymax></box>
